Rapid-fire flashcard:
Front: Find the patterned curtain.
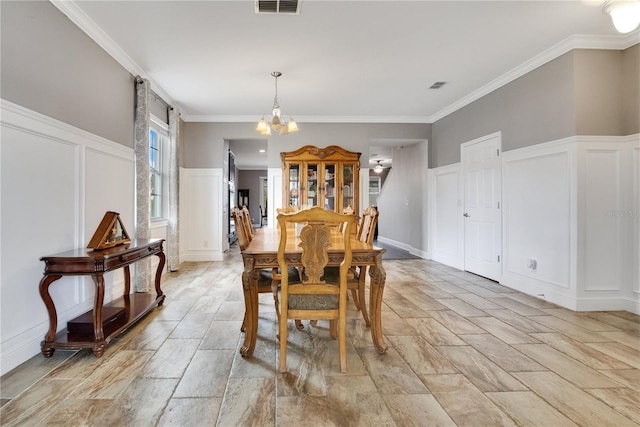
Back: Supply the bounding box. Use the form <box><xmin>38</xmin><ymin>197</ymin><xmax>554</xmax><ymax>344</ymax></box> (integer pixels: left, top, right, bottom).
<box><xmin>167</xmin><ymin>106</ymin><xmax>180</xmax><ymax>271</ymax></box>
<box><xmin>134</xmin><ymin>76</ymin><xmax>151</xmax><ymax>292</ymax></box>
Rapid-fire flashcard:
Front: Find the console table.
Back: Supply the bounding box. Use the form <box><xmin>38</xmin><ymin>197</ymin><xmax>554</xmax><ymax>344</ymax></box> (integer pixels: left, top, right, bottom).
<box><xmin>39</xmin><ymin>238</ymin><xmax>166</xmax><ymax>357</ymax></box>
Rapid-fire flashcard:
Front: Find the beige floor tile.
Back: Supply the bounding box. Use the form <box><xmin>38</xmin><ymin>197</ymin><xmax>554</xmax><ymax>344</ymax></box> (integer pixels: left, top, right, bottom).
<box><xmin>434</xmin><ymin>345</ymin><xmax>528</xmax><ymax>392</ymax></box>
<box><xmin>70</xmin><ymin>350</ymin><xmax>154</xmax><ymax>399</ymax></box>
<box><xmin>469</xmin><ymin>316</ymin><xmax>540</xmax><ymax>344</ymax></box>
<box><xmin>459</xmin><ymin>334</ymin><xmax>546</xmax><ymax>372</ymax></box>
<box><xmin>401</xmin><ymin>290</ymin><xmax>450</xmax><ymax>311</ymax></box>
<box><xmin>122</xmin><ymin>320</ymin><xmax>179</xmax><ymax>351</ymax></box>
<box><xmin>44</xmin><ymin>398</ymin><xmax>115</xmax><ymax>426</ymax></box>
<box><xmin>172</xmin><ymin>350</ymin><xmax>235</xmax><ymax>398</ymax></box>
<box><xmin>216</xmin><ymin>377</ymin><xmax>275</xmax><ymax>426</ymax></box>
<box><xmin>503</xmin><ymin>292</ymin><xmax>558</xmax><ymax>309</ymax></box>
<box><xmin>384</xmin><ymin>295</ymin><xmax>430</xmax><ymax>318</ymax></box>
<box><xmin>168</xmin><ymin>311</ymin><xmax>216</xmax><ymax>339</ymax></box>
<box><xmin>434</xmin><ymin>298</ymin><xmax>487</xmax><ymax>317</ymax></box>
<box><xmin>358</xmin><ymin>347</ymin><xmax>429</xmax><ymax>395</ymax></box>
<box><xmin>599</xmin><ymin>369</ymin><xmax>640</xmax><ymax>391</ymax></box>
<box><xmin>383</xmin><ymin>393</ymin><xmax>456</xmax><ymax>426</ymax></box>
<box><xmin>0</xmin><ymin>378</ymin><xmax>83</xmax><ymax>425</ymax></box>
<box><xmin>456</xmin><ymin>284</ymin><xmax>503</xmax><ymax>298</ymax></box>
<box><xmin>531</xmin><ymin>332</ymin><xmax>633</xmax><ymax>369</ymax></box>
<box><xmin>381</xmin><ymin>308</ymin><xmax>419</xmax><ymax>336</ymax></box>
<box><xmin>540</xmin><ymin>308</ymin><xmax>623</xmax><ymax>331</ymax></box>
<box><xmin>483</xmin><ymin>309</ymin><xmax>554</xmax><ymax>333</ymax></box>
<box><xmin>585</xmin><ymin>387</ymin><xmax>640</xmax><ymax>424</ymax></box>
<box><xmin>0</xmin><ymin>350</ymin><xmax>76</xmax><ymax>399</ymax></box>
<box><xmin>426</xmin><ymin>310</ymin><xmax>486</xmax><ymax>335</ymax></box>
<box><xmin>405</xmin><ymin>318</ymin><xmax>467</xmax><ymax>346</ymax></box>
<box><xmin>93</xmin><ymin>377</ymin><xmax>178</xmax><ymax>426</ymax></box>
<box><xmin>324</xmin><ymin>375</ymin><xmax>397</xmax><ymax>426</ymax></box>
<box><xmin>455</xmin><ymin>293</ymin><xmax>504</xmax><ymax>310</ymax></box>
<box><xmin>599</xmin><ymin>331</ymin><xmax>640</xmax><ymax>351</ymax></box>
<box><xmin>157</xmin><ymin>397</ymin><xmax>222</xmax><ymax>427</ymax></box>
<box><xmin>513</xmin><ymin>371</ymin><xmax>637</xmax><ymax>426</ymax></box>
<box><xmin>524</xmin><ymin>315</ymin><xmax>612</xmax><ymax>342</ymax></box>
<box><xmin>419</xmin><ymin>374</ymin><xmax>517</xmax><ymax>427</ymax></box>
<box><xmin>586</xmin><ymin>342</ymin><xmax>640</xmax><ymax>368</ymax></box>
<box><xmin>141</xmin><ymin>338</ymin><xmax>200</xmax><ymax>378</ymax></box>
<box><xmin>585</xmin><ymin>312</ymin><xmax>640</xmax><ymax>333</ymax></box>
<box><xmin>387</xmin><ymin>335</ymin><xmax>458</xmax><ymax>375</ymax></box>
<box><xmin>199</xmin><ymin>320</ymin><xmax>244</xmax><ymax>350</ymax></box>
<box><xmin>514</xmin><ymin>344</ymin><xmax>623</xmax><ymax>388</ymax></box>
<box><xmin>486</xmin><ymin>391</ymin><xmax>578</xmax><ymax>427</ymax></box>
<box><xmin>487</xmin><ymin>296</ymin><xmax>548</xmax><ymax>315</ymax></box>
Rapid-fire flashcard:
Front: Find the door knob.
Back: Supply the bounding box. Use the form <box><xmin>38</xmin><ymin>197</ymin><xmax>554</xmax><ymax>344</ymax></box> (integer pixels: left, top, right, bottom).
<box><xmin>463</xmin><ymin>213</ymin><xmax>470</xmax><ymax>217</ymax></box>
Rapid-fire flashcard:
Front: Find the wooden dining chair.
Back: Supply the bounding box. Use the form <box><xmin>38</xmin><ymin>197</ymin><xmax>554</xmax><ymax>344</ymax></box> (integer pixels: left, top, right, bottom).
<box><xmin>324</xmin><ymin>205</ymin><xmax>378</xmax><ymax>325</ymax></box>
<box><xmin>276</xmin><ymin>206</ymin><xmax>355</xmax><ymax>373</ymax></box>
<box><xmin>241</xmin><ymin>205</ymin><xmax>254</xmax><ymax>240</ymax></box>
<box><xmin>232</xmin><ymin>207</ymin><xmax>300</xmax><ymax>332</ymax></box>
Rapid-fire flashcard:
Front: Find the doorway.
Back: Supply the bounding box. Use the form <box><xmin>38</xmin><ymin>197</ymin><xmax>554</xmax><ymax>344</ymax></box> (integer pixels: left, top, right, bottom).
<box><xmin>462</xmin><ymin>132</ymin><xmax>502</xmax><ymax>281</ymax></box>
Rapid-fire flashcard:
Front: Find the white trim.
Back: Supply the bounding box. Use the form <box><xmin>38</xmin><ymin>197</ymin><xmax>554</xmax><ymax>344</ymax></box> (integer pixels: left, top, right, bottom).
<box><xmin>179</xmin><ymin>115</ymin><xmax>431</xmax><ymax>124</ymax></box>
<box><xmin>1</xmin><ymin>100</ymin><xmax>133</xmax><ymax>160</ymax></box>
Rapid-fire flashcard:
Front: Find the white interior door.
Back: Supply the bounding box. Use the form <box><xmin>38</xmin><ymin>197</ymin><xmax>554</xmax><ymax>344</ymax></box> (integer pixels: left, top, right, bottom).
<box><xmin>462</xmin><ymin>133</ymin><xmax>502</xmax><ymax>281</ymax></box>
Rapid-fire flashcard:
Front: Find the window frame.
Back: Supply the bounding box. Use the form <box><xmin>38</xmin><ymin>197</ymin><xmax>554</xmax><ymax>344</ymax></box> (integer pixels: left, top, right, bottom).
<box><xmin>149</xmin><ymin>115</ymin><xmax>169</xmax><ymax>221</ymax></box>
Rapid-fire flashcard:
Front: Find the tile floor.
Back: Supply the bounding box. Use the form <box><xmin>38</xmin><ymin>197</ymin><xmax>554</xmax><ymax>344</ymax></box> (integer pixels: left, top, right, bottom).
<box><xmin>1</xmin><ymin>244</ymin><xmax>639</xmax><ymax>426</ymax></box>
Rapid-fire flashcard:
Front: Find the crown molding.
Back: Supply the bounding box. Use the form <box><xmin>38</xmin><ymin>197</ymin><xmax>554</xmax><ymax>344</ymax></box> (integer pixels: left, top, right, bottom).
<box><xmin>429</xmin><ymin>32</ymin><xmax>639</xmax><ymax>122</ymax></box>
<box><xmin>178</xmin><ymin>114</ymin><xmax>431</xmax><ymax>123</ymax></box>
<box><xmin>49</xmin><ymin>0</ymin><xmax>177</xmax><ymax>109</ymax></box>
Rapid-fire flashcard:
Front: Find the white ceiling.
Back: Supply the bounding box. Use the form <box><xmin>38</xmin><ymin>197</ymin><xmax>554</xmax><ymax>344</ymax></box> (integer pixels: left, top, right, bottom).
<box><xmin>56</xmin><ymin>0</ymin><xmax>636</xmax><ymax>168</ymax></box>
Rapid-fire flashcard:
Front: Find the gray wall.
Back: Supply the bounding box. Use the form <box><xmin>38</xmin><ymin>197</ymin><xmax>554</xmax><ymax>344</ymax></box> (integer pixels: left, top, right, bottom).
<box><xmin>621</xmin><ymin>44</ymin><xmax>640</xmax><ymax>134</ymax></box>
<box><xmin>237</xmin><ymin>169</ymin><xmax>267</xmax><ymax>224</ymax></box>
<box><xmin>0</xmin><ymin>1</ymin><xmax>135</xmax><ymax>147</ymax></box>
<box><xmin>182</xmin><ymin>122</ymin><xmax>431</xmax><ymax>169</ymax></box>
<box><xmin>430</xmin><ymin>52</ymin><xmax>576</xmax><ymax>168</ymax></box>
<box><xmin>430</xmin><ymin>46</ymin><xmax>639</xmax><ymax>168</ymax></box>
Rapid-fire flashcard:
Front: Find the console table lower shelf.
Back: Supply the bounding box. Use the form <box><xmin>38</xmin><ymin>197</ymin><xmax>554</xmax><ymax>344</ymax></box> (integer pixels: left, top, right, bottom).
<box><xmin>39</xmin><ymin>238</ymin><xmax>166</xmax><ymax>357</ymax></box>
<box><xmin>43</xmin><ymin>293</ymin><xmax>163</xmax><ymax>356</ymax></box>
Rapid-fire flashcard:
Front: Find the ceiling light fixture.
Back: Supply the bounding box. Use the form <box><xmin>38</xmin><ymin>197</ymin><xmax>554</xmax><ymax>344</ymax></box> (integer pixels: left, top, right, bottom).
<box><xmin>373</xmin><ymin>161</ymin><xmax>384</xmax><ymax>174</ymax></box>
<box><xmin>256</xmin><ymin>71</ymin><xmax>299</xmax><ymax>136</ymax></box>
<box><xmin>604</xmin><ymin>0</ymin><xmax>640</xmax><ymax>33</ymax></box>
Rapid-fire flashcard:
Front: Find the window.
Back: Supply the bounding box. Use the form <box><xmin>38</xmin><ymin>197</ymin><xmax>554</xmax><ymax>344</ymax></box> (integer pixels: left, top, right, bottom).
<box><xmin>150</xmin><ymin>117</ymin><xmax>169</xmax><ymax>220</ymax></box>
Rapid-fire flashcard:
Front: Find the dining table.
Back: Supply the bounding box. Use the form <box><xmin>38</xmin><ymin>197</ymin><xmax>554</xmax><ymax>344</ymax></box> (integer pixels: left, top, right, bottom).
<box><xmin>239</xmin><ymin>227</ymin><xmax>388</xmax><ymax>358</ymax></box>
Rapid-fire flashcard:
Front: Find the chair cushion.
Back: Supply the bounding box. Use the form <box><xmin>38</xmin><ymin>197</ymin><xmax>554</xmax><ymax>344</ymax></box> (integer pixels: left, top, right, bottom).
<box><xmin>289</xmin><ymin>290</ymin><xmax>339</xmax><ymax>310</ymax></box>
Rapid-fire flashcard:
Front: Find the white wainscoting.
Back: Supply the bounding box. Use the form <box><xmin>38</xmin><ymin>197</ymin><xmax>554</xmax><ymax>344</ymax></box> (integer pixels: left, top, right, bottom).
<box><xmin>501</xmin><ymin>139</ymin><xmax>577</xmax><ymax>308</ymax></box>
<box><xmin>1</xmin><ymin>100</ymin><xmax>135</xmax><ymax>375</ymax></box>
<box><xmin>428</xmin><ymin>163</ymin><xmax>464</xmax><ymax>270</ymax></box>
<box><xmin>500</xmin><ymin>135</ymin><xmax>639</xmax><ymax>313</ymax></box>
<box><xmin>179</xmin><ymin>168</ymin><xmax>224</xmax><ymax>261</ymax></box>
<box><xmin>576</xmin><ymin>136</ymin><xmax>640</xmax><ymax>312</ymax></box>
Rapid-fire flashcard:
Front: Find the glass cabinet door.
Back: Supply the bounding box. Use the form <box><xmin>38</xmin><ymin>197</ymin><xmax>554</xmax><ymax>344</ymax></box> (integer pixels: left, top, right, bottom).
<box><xmin>306</xmin><ymin>163</ymin><xmax>319</xmax><ymax>207</ymax></box>
<box><xmin>288</xmin><ymin>163</ymin><xmax>301</xmax><ymax>208</ymax></box>
<box><xmin>341</xmin><ymin>163</ymin><xmax>355</xmax><ymax>211</ymax></box>
<box><xmin>322</xmin><ymin>164</ymin><xmax>336</xmax><ymax>211</ymax></box>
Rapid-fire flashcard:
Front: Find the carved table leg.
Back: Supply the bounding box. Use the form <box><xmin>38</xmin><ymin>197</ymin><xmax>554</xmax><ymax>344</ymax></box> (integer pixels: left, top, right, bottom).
<box><xmin>240</xmin><ymin>256</ymin><xmax>259</xmax><ymax>358</ymax></box>
<box><xmin>123</xmin><ymin>265</ymin><xmax>131</xmax><ymax>296</ymax></box>
<box><xmin>154</xmin><ymin>251</ymin><xmax>166</xmax><ymax>305</ymax></box>
<box><xmin>369</xmin><ymin>254</ymin><xmax>388</xmax><ymax>354</ymax></box>
<box><xmin>39</xmin><ymin>274</ymin><xmax>63</xmax><ymax>357</ymax></box>
<box><xmin>91</xmin><ymin>274</ymin><xmax>107</xmax><ymax>356</ymax></box>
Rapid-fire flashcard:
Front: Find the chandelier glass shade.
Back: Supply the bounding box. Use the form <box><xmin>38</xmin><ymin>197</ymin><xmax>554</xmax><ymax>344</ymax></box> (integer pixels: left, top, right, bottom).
<box><xmin>256</xmin><ymin>71</ymin><xmax>299</xmax><ymax>136</ymax></box>
<box><xmin>605</xmin><ymin>0</ymin><xmax>640</xmax><ymax>33</ymax></box>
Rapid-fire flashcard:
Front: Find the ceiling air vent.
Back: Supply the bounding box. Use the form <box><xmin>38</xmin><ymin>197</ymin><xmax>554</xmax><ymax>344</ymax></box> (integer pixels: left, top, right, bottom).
<box><xmin>255</xmin><ymin>0</ymin><xmax>301</xmax><ymax>14</ymax></box>
<box><xmin>430</xmin><ymin>81</ymin><xmax>447</xmax><ymax>89</ymax></box>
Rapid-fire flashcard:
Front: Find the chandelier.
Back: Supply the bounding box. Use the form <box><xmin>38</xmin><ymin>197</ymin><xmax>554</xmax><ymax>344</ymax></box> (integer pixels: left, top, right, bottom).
<box><xmin>256</xmin><ymin>71</ymin><xmax>299</xmax><ymax>136</ymax></box>
<box><xmin>373</xmin><ymin>161</ymin><xmax>384</xmax><ymax>173</ymax></box>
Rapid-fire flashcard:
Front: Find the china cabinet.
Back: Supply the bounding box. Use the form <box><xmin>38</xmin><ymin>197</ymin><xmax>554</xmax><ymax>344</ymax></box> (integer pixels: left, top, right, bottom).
<box><xmin>281</xmin><ymin>145</ymin><xmax>360</xmax><ymax>214</ymax></box>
